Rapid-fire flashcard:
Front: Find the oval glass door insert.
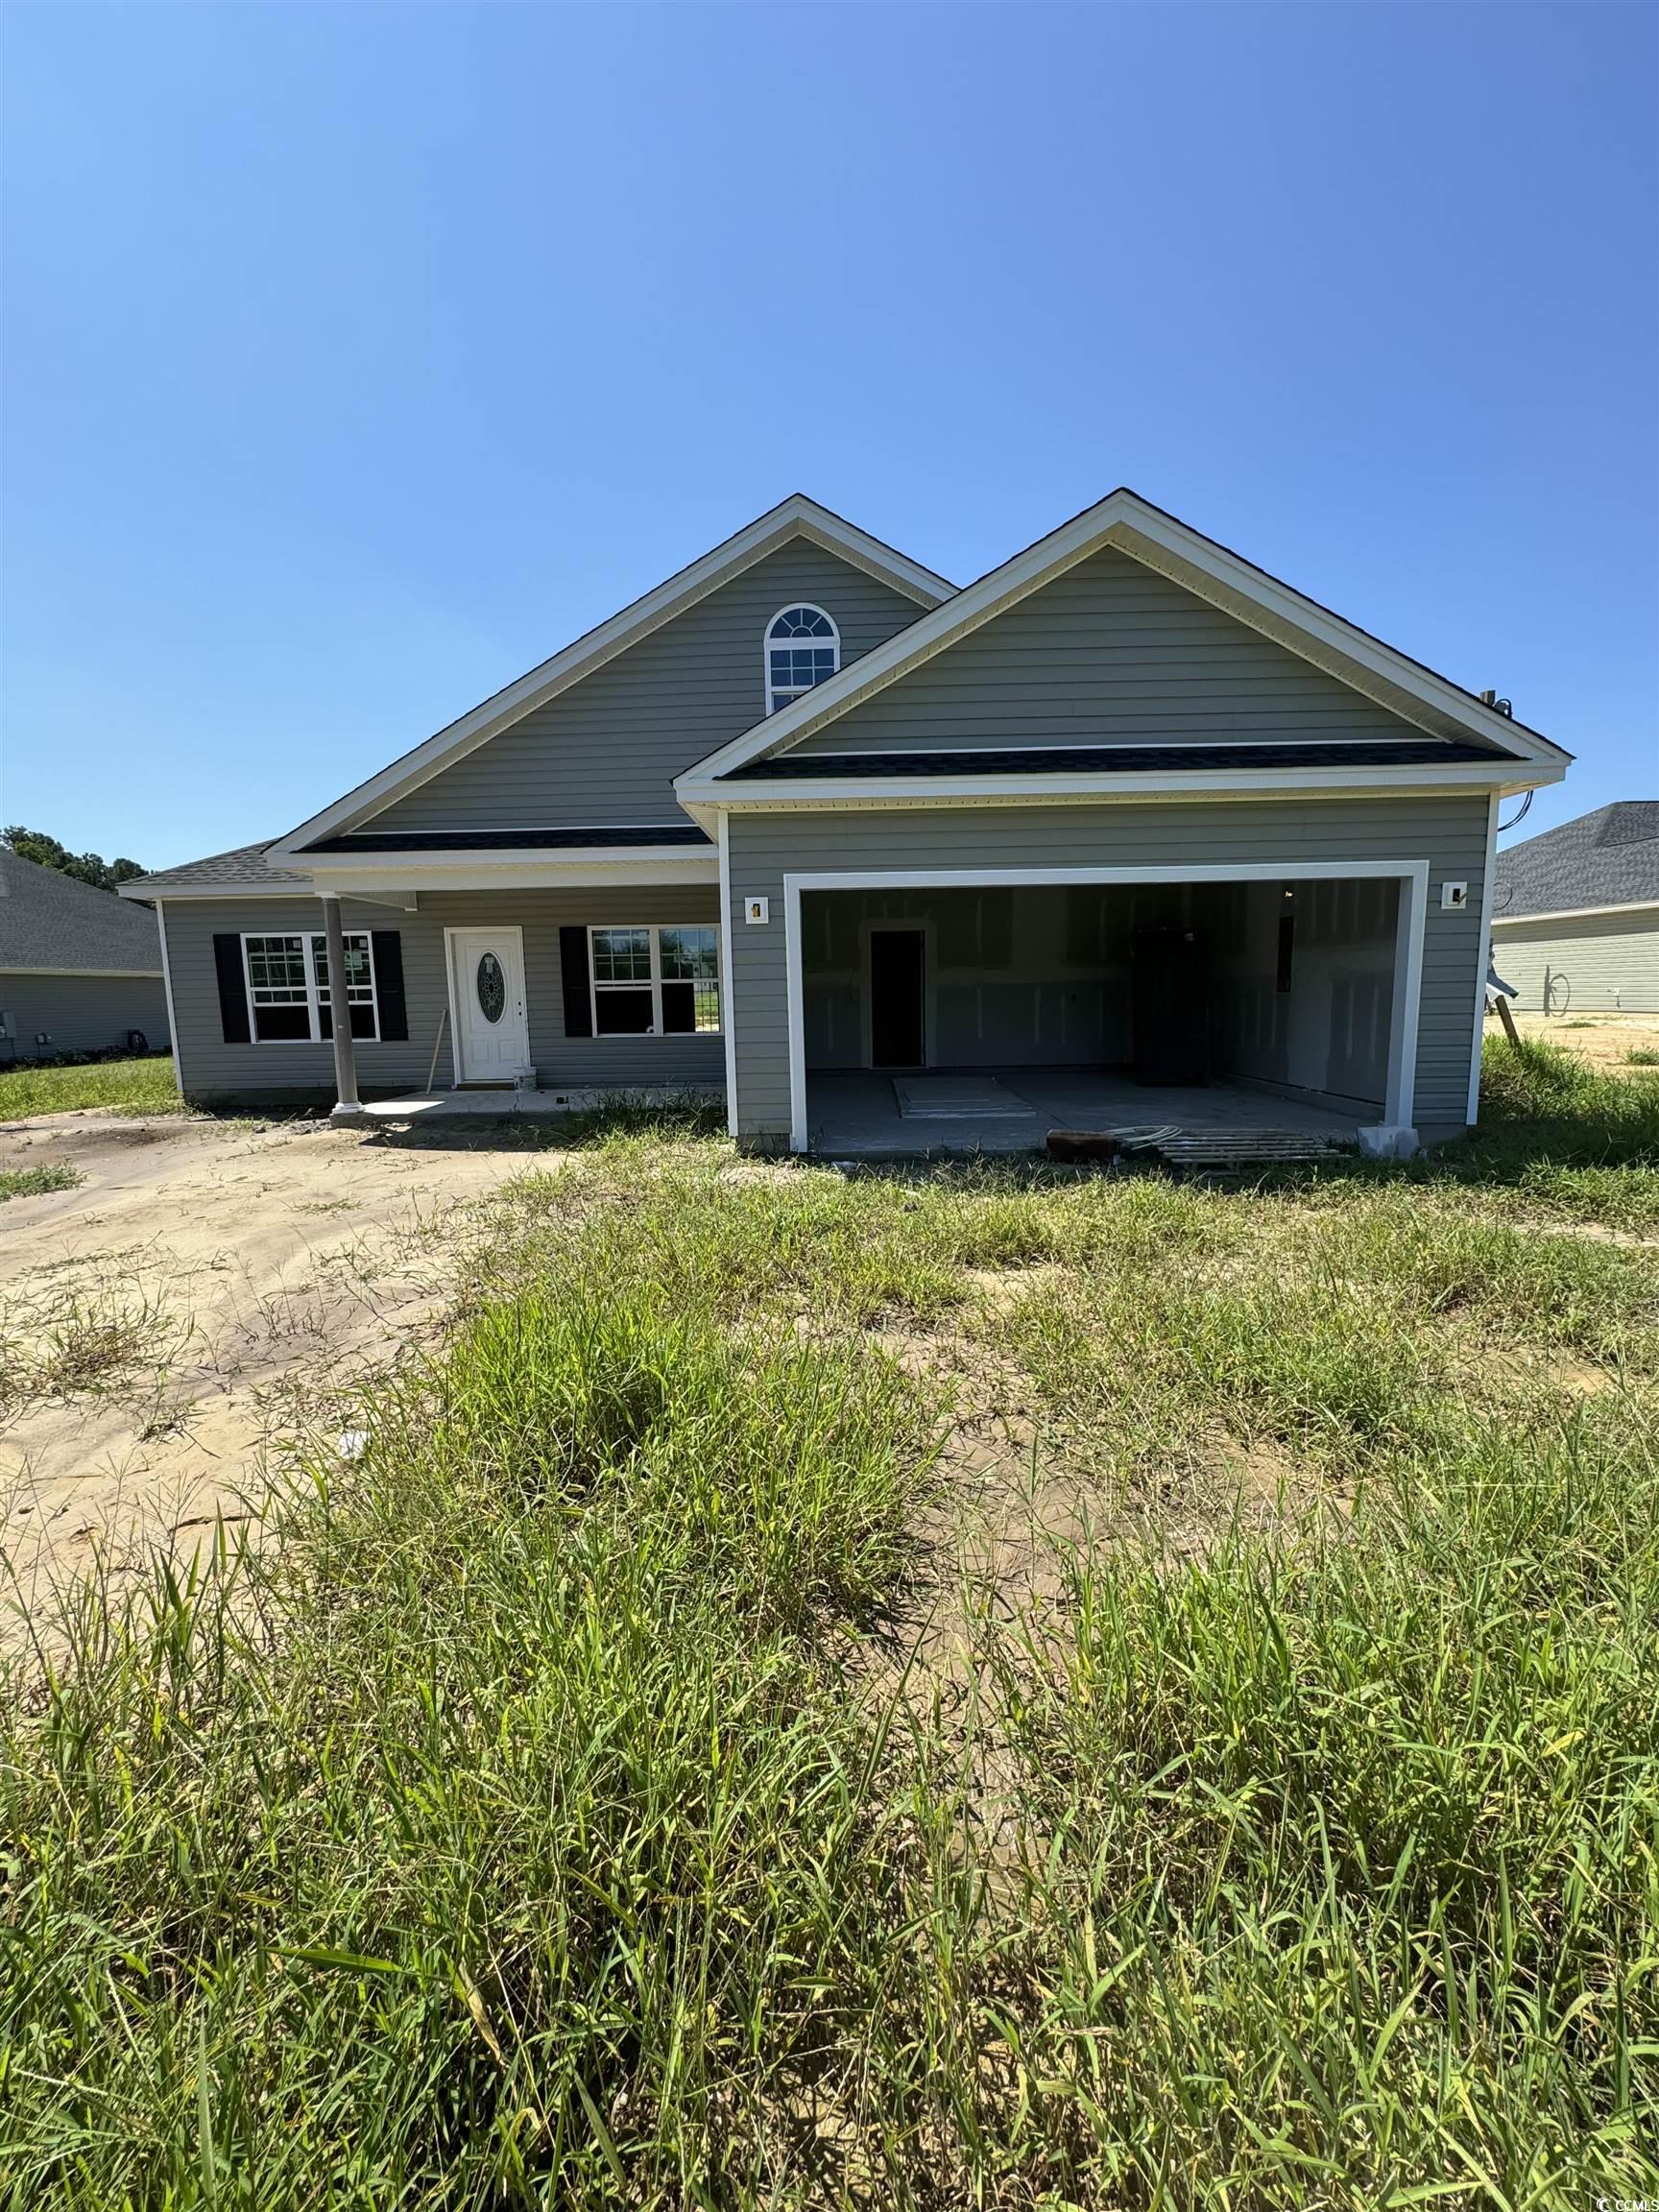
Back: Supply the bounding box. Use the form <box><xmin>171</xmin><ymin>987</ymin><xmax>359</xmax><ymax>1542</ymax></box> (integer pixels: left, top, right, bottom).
<box><xmin>475</xmin><ymin>951</ymin><xmax>506</xmax><ymax>1023</ymax></box>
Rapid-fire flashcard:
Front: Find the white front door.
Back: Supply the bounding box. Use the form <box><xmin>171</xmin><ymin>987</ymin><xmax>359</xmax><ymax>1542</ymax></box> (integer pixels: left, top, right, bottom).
<box><xmin>448</xmin><ymin>926</ymin><xmax>531</xmax><ymax>1083</ymax></box>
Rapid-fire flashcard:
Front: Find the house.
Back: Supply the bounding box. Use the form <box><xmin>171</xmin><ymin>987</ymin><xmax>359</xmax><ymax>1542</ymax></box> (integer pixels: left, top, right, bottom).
<box><xmin>0</xmin><ymin>848</ymin><xmax>171</xmax><ymax>1060</ymax></box>
<box><xmin>119</xmin><ymin>490</ymin><xmax>1570</xmax><ymax>1150</ymax></box>
<box><xmin>1490</xmin><ymin>802</ymin><xmax>1658</xmax><ymax>1014</ymax></box>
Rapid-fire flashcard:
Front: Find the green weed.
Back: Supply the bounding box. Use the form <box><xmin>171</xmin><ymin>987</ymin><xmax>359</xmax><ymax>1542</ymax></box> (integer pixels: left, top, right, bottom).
<box><xmin>0</xmin><ymin>1163</ymin><xmax>80</xmax><ymax>1202</ymax></box>
<box><xmin>0</xmin><ymin>1055</ymin><xmax>181</xmax><ymax>1121</ymax></box>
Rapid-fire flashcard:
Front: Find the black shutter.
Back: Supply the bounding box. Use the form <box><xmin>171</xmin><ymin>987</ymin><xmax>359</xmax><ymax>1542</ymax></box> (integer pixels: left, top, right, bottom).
<box><xmin>213</xmin><ymin>934</ymin><xmax>251</xmax><ymax>1043</ymax></box>
<box><xmin>560</xmin><ymin>926</ymin><xmax>592</xmax><ymax>1038</ymax></box>
<box><xmin>372</xmin><ymin>931</ymin><xmax>408</xmax><ymax>1040</ymax></box>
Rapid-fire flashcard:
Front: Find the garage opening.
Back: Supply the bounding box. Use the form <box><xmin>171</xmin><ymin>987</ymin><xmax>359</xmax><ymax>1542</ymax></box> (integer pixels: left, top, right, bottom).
<box><xmin>797</xmin><ymin>877</ymin><xmax>1406</xmax><ymax>1154</ymax></box>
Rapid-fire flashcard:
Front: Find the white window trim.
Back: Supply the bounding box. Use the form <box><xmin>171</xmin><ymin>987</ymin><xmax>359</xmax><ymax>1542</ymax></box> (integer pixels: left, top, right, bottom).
<box><xmin>763</xmin><ymin>603</ymin><xmax>840</xmax><ymax>717</ymax></box>
<box><xmin>587</xmin><ymin>924</ymin><xmax>722</xmax><ymax>1038</ymax></box>
<box><xmin>241</xmin><ymin>929</ymin><xmax>379</xmax><ymax>1045</ymax></box>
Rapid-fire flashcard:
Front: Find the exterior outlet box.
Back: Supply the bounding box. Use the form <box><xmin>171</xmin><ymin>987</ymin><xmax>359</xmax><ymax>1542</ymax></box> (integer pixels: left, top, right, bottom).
<box><xmin>1441</xmin><ymin>881</ymin><xmax>1469</xmax><ymax>911</ymax></box>
<box><xmin>745</xmin><ymin>897</ymin><xmax>770</xmax><ymax>925</ymax></box>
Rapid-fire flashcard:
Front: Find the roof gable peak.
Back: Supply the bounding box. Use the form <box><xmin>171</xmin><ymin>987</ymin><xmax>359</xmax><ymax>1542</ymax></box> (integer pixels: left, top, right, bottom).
<box><xmin>679</xmin><ymin>488</ymin><xmax>1569</xmax><ymax>788</ymax></box>
<box><xmin>268</xmin><ymin>497</ymin><xmax>951</xmax><ymax>863</ymax></box>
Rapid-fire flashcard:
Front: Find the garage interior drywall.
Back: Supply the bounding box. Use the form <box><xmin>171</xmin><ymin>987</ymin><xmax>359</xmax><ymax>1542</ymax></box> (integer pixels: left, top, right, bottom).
<box><xmin>799</xmin><ymin>878</ymin><xmax>1399</xmax><ymax>1113</ymax></box>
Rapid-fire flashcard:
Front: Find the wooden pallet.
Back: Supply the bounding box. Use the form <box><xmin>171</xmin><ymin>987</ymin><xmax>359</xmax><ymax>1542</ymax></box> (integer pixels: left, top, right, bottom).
<box><xmin>1116</xmin><ymin>1124</ymin><xmax>1344</xmax><ymax>1169</ymax></box>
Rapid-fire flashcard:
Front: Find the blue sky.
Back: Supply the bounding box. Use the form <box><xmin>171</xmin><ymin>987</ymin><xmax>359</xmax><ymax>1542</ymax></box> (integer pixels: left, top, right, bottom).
<box><xmin>4</xmin><ymin>1</ymin><xmax>1654</xmax><ymax>870</ymax></box>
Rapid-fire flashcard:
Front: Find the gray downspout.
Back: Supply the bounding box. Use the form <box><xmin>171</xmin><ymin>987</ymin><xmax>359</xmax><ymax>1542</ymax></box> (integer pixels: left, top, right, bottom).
<box><xmin>322</xmin><ymin>896</ymin><xmax>364</xmax><ymax>1121</ymax></box>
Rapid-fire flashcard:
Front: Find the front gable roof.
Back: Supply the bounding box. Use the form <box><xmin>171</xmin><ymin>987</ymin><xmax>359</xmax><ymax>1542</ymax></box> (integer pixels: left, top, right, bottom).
<box><xmin>268</xmin><ymin>496</ymin><xmax>952</xmax><ymax>863</ymax></box>
<box><xmin>677</xmin><ymin>489</ymin><xmax>1570</xmax><ymax>797</ymax></box>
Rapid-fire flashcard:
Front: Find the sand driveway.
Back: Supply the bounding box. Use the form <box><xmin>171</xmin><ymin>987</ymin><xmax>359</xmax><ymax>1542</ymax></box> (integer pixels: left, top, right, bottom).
<box><xmin>0</xmin><ymin>1110</ymin><xmax>551</xmax><ymax>1630</ymax></box>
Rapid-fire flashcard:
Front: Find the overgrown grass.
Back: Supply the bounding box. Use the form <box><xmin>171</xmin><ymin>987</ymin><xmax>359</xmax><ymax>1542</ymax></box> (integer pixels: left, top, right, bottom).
<box><xmin>0</xmin><ymin>1162</ymin><xmax>80</xmax><ymax>1202</ymax></box>
<box><xmin>0</xmin><ymin>1053</ymin><xmax>181</xmax><ymax>1121</ymax></box>
<box><xmin>971</xmin><ymin>1398</ymin><xmax>1659</xmax><ymax>2201</ymax></box>
<box><xmin>3</xmin><ymin>1047</ymin><xmax>1656</xmax><ymax>2204</ymax></box>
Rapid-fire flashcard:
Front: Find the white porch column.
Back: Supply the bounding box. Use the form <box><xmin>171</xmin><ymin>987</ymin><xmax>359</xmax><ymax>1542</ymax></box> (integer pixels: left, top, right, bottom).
<box><xmin>322</xmin><ymin>895</ymin><xmax>363</xmax><ymax>1121</ymax></box>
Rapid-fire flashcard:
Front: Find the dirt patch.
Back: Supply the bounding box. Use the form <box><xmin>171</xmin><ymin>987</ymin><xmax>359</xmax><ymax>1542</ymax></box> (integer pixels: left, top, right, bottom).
<box><xmin>1488</xmin><ymin>1011</ymin><xmax>1659</xmax><ymax>1072</ymax></box>
<box><xmin>0</xmin><ymin>1112</ymin><xmax>565</xmax><ymax>1627</ymax></box>
<box><xmin>854</xmin><ymin>1266</ymin><xmax>1337</xmax><ymax>1708</ymax></box>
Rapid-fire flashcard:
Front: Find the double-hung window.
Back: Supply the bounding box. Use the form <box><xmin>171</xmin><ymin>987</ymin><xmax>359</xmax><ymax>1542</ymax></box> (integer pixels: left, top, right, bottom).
<box><xmin>589</xmin><ymin>925</ymin><xmax>720</xmax><ymax>1036</ymax></box>
<box><xmin>242</xmin><ymin>932</ymin><xmax>378</xmax><ymax>1043</ymax></box>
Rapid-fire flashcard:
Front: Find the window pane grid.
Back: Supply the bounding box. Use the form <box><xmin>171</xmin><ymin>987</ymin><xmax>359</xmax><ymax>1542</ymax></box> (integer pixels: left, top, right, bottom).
<box><xmin>589</xmin><ymin>925</ymin><xmax>721</xmax><ymax>1037</ymax></box>
<box><xmin>243</xmin><ymin>932</ymin><xmax>377</xmax><ymax>1043</ymax></box>
<box><xmin>765</xmin><ymin>605</ymin><xmax>838</xmax><ymax>712</ymax></box>
<box><xmin>660</xmin><ymin>926</ymin><xmax>718</xmax><ymax>980</ymax></box>
<box><xmin>311</xmin><ymin>936</ymin><xmax>374</xmax><ymax>1003</ymax></box>
<box><xmin>591</xmin><ymin>926</ymin><xmax>653</xmax><ymax>982</ymax></box>
<box><xmin>247</xmin><ymin>937</ymin><xmax>308</xmax><ymax>1000</ymax></box>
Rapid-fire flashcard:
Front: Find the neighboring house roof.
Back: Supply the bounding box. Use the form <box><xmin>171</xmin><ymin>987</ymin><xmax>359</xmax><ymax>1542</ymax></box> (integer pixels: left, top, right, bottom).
<box><xmin>0</xmin><ymin>848</ymin><xmax>166</xmax><ymax>972</ymax></box>
<box><xmin>1492</xmin><ymin>801</ymin><xmax>1659</xmax><ymax>922</ymax></box>
<box><xmin>680</xmin><ymin>488</ymin><xmax>1570</xmax><ymax>794</ymax></box>
<box><xmin>266</xmin><ymin>495</ymin><xmax>953</xmax><ymax>863</ymax></box>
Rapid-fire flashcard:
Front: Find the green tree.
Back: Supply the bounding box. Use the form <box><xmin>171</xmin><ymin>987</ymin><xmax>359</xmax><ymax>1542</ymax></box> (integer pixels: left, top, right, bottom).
<box><xmin>2</xmin><ymin>825</ymin><xmax>146</xmax><ymax>893</ymax></box>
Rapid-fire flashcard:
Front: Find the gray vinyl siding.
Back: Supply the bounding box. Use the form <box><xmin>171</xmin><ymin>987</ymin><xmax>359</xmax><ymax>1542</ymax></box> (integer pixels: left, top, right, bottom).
<box><xmin>0</xmin><ymin>972</ymin><xmax>170</xmax><ymax>1058</ymax></box>
<box><xmin>159</xmin><ymin>891</ymin><xmax>723</xmax><ymax>1105</ymax></box>
<box><xmin>783</xmin><ymin>546</ymin><xmax>1435</xmax><ymax>755</ymax></box>
<box><xmin>725</xmin><ymin>798</ymin><xmax>1492</xmax><ymax>1143</ymax></box>
<box><xmin>363</xmin><ymin>542</ymin><xmax>926</xmax><ymax>833</ymax></box>
<box><xmin>1490</xmin><ymin>910</ymin><xmax>1659</xmax><ymax>1013</ymax></box>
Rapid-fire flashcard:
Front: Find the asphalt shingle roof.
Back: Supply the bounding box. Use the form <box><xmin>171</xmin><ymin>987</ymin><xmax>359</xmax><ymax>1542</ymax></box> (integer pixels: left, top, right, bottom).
<box><xmin>304</xmin><ymin>824</ymin><xmax>712</xmax><ymax>853</ymax></box>
<box><xmin>1494</xmin><ymin>802</ymin><xmax>1659</xmax><ymax>920</ymax></box>
<box><xmin>0</xmin><ymin>849</ymin><xmax>165</xmax><ymax>973</ymax></box>
<box><xmin>121</xmin><ymin>843</ymin><xmax>312</xmax><ymax>893</ymax></box>
<box><xmin>727</xmin><ymin>739</ymin><xmax>1496</xmax><ymax>781</ymax></box>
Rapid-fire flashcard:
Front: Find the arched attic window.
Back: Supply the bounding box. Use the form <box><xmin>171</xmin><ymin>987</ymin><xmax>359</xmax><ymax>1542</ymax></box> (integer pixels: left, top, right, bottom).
<box><xmin>764</xmin><ymin>604</ymin><xmax>839</xmax><ymax>716</ymax></box>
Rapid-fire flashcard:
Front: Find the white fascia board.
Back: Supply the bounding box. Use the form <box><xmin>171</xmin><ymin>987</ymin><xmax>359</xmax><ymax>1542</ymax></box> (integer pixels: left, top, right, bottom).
<box><xmin>267</xmin><ymin>497</ymin><xmax>951</xmax><ymax>862</ymax></box>
<box><xmin>678</xmin><ymin>490</ymin><xmax>1566</xmax><ymax>787</ymax></box>
<box><xmin>1491</xmin><ymin>899</ymin><xmax>1659</xmax><ymax>927</ymax></box>
<box><xmin>678</xmin><ymin>758</ymin><xmax>1566</xmax><ymax>811</ymax></box>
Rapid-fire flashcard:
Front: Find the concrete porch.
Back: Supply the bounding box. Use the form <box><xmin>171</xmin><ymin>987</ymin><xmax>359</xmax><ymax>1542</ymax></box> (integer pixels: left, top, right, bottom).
<box><xmin>806</xmin><ymin>1069</ymin><xmax>1365</xmax><ymax>1159</ymax></box>
<box><xmin>357</xmin><ymin>1082</ymin><xmax>723</xmax><ymax>1121</ymax></box>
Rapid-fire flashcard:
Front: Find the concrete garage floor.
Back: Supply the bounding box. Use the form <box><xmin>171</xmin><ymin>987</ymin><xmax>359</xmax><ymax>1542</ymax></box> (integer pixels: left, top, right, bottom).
<box><xmin>807</xmin><ymin>1070</ymin><xmax>1366</xmax><ymax>1159</ymax></box>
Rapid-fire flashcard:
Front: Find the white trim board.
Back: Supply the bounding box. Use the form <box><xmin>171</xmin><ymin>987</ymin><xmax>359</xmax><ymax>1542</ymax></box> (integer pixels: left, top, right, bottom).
<box><xmin>1468</xmin><ymin>795</ymin><xmax>1500</xmax><ymax>1127</ymax></box>
<box><xmin>1491</xmin><ymin>900</ymin><xmax>1659</xmax><ymax>926</ymax></box>
<box><xmin>124</xmin><ymin>853</ymin><xmax>722</xmax><ymax>901</ymax></box>
<box><xmin>155</xmin><ymin>902</ymin><xmax>184</xmax><ymax>1097</ymax></box>
<box><xmin>269</xmin><ymin>497</ymin><xmax>952</xmax><ymax>861</ymax></box>
<box><xmin>680</xmin><ymin>761</ymin><xmax>1561</xmax><ymax>817</ymax></box>
<box><xmin>717</xmin><ymin>811</ymin><xmax>739</xmax><ymax>1137</ymax></box>
<box><xmin>681</xmin><ymin>489</ymin><xmax>1568</xmax><ymax>789</ymax></box>
<box><xmin>778</xmin><ymin>860</ymin><xmax>1431</xmax><ymax>1153</ymax></box>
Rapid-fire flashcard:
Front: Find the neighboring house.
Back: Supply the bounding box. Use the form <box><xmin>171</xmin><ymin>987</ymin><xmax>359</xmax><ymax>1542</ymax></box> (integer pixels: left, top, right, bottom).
<box><xmin>0</xmin><ymin>848</ymin><xmax>171</xmax><ymax>1059</ymax></box>
<box><xmin>120</xmin><ymin>490</ymin><xmax>1570</xmax><ymax>1147</ymax></box>
<box><xmin>1489</xmin><ymin>802</ymin><xmax>1659</xmax><ymax>1014</ymax></box>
